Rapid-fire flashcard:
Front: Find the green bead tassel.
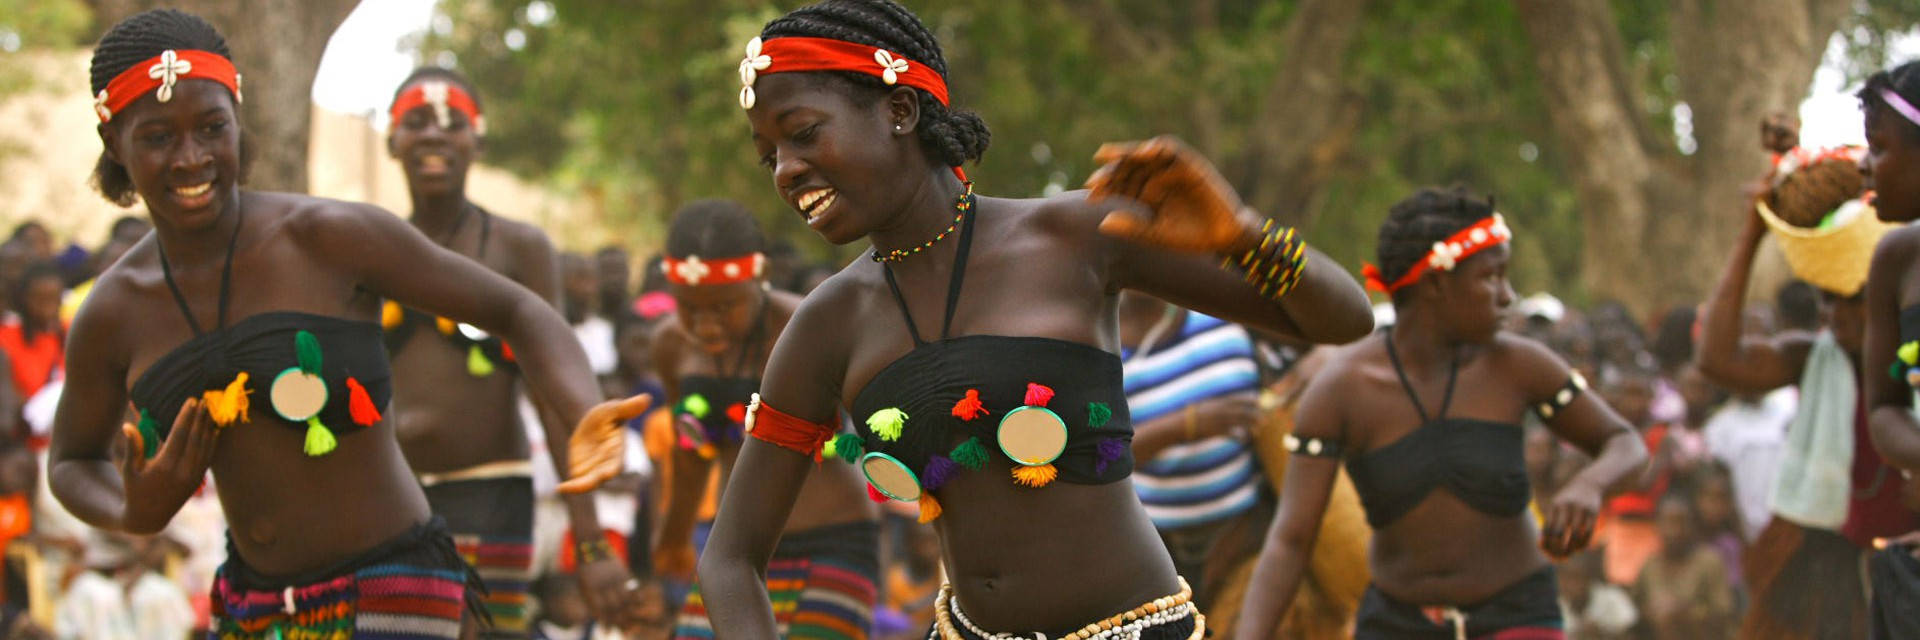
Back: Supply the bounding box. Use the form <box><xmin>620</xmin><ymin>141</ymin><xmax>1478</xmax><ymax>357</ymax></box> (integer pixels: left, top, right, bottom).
<box><xmin>295</xmin><ymin>330</ymin><xmax>323</xmax><ymax>375</ymax></box>
<box><xmin>303</xmin><ymin>416</ymin><xmax>337</xmax><ymax>457</ymax></box>
<box><xmin>682</xmin><ymin>394</ymin><xmax>710</xmax><ymax>419</ymax></box>
<box><xmin>1087</xmin><ymin>402</ymin><xmax>1113</xmax><ymax>428</ymax></box>
<box><xmin>136</xmin><ymin>409</ymin><xmax>160</xmax><ymax>460</ymax></box>
<box><xmin>832</xmin><ymin>432</ymin><xmax>864</xmax><ymax>464</ymax></box>
<box><xmin>466</xmin><ymin>344</ymin><xmax>495</xmax><ymax>377</ymax></box>
<box><xmin>951</xmin><ymin>437</ymin><xmax>988</xmax><ymax>471</ymax></box>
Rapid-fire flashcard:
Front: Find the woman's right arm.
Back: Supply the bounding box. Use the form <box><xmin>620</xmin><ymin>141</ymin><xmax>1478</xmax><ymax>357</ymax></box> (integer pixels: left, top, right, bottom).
<box><xmin>1695</xmin><ymin>202</ymin><xmax>1812</xmax><ymax>394</ymax></box>
<box><xmin>1232</xmin><ymin>366</ymin><xmax>1346</xmax><ymax>640</ymax></box>
<box><xmin>697</xmin><ymin>286</ymin><xmax>849</xmax><ymax>638</ymax></box>
<box><xmin>1864</xmin><ymin>227</ymin><xmax>1920</xmax><ymax>471</ymax></box>
<box><xmin>49</xmin><ymin>289</ymin><xmax>217</xmax><ymax>534</ymax></box>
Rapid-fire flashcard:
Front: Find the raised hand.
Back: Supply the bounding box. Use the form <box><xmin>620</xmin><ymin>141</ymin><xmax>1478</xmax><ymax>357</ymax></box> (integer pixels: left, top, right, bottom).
<box><xmin>120</xmin><ymin>398</ymin><xmax>219</xmax><ymax>533</ymax></box>
<box><xmin>1085</xmin><ymin>135</ymin><xmax>1263</xmax><ymax>254</ymax></box>
<box><xmin>557</xmin><ymin>394</ymin><xmax>653</xmax><ymax>494</ymax></box>
<box><xmin>576</xmin><ymin>549</ymin><xmax>646</xmax><ymax>630</ymax></box>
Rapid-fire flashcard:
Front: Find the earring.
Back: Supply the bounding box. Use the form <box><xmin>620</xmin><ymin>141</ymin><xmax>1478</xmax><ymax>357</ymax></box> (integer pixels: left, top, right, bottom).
<box><xmin>894</xmin><ymin>124</ymin><xmax>902</xmax><ymax>132</ymax></box>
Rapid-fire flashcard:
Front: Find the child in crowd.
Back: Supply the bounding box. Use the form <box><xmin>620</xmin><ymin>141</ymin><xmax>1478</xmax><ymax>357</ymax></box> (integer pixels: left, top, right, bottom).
<box><xmin>1598</xmin><ymin>364</ymin><xmax>1675</xmax><ymax>584</ymax></box>
<box><xmin>1557</xmin><ymin>550</ymin><xmax>1636</xmax><ymax>640</ymax></box>
<box><xmin>1632</xmin><ymin>494</ymin><xmax>1736</xmax><ymax>640</ymax></box>
<box><xmin>1689</xmin><ymin>462</ymin><xmax>1748</xmax><ymax>596</ymax></box>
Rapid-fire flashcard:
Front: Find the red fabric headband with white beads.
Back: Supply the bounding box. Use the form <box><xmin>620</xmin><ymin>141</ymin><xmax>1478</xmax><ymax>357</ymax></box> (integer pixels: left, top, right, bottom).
<box><xmin>94</xmin><ymin>49</ymin><xmax>241</xmax><ymax>123</ymax></box>
<box><xmin>1362</xmin><ymin>214</ymin><xmax>1512</xmax><ymax>294</ymax></box>
<box><xmin>737</xmin><ymin>36</ymin><xmax>950</xmax><ymax>110</ymax></box>
<box><xmin>390</xmin><ymin>80</ymin><xmax>486</xmax><ymax>136</ymax></box>
<box><xmin>661</xmin><ymin>252</ymin><xmax>767</xmax><ymax>286</ymax></box>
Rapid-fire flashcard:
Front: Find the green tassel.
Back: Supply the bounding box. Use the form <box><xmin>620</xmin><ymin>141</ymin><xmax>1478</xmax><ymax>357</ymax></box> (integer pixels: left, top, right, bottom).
<box><xmin>833</xmin><ymin>432</ymin><xmax>864</xmax><ymax>464</ymax></box>
<box><xmin>867</xmin><ymin>408</ymin><xmax>908</xmax><ymax>441</ymax></box>
<box><xmin>295</xmin><ymin>330</ymin><xmax>323</xmax><ymax>375</ymax></box>
<box><xmin>1896</xmin><ymin>362</ymin><xmax>1908</xmax><ymax>382</ymax></box>
<box><xmin>136</xmin><ymin>409</ymin><xmax>159</xmax><ymax>460</ymax></box>
<box><xmin>1087</xmin><ymin>402</ymin><xmax>1112</xmax><ymax>428</ymax></box>
<box><xmin>951</xmin><ymin>437</ymin><xmax>988</xmax><ymax>471</ymax></box>
<box><xmin>303</xmin><ymin>416</ymin><xmax>337</xmax><ymax>457</ymax></box>
<box><xmin>466</xmin><ymin>344</ymin><xmax>495</xmax><ymax>377</ymax></box>
<box><xmin>682</xmin><ymin>394</ymin><xmax>710</xmax><ymax>419</ymax></box>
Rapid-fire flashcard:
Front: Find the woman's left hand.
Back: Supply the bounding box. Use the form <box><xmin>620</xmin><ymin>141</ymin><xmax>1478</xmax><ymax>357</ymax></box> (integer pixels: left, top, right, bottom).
<box><xmin>1085</xmin><ymin>135</ymin><xmax>1262</xmax><ymax>254</ymax></box>
<box><xmin>558</xmin><ymin>394</ymin><xmax>654</xmax><ymax>494</ymax></box>
<box><xmin>577</xmin><ymin>554</ymin><xmax>645</xmax><ymax>629</ymax></box>
<box><xmin>1541</xmin><ymin>480</ymin><xmax>1603</xmax><ymax>557</ymax></box>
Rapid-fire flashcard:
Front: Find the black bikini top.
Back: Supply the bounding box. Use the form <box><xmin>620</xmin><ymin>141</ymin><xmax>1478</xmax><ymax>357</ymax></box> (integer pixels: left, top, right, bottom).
<box><xmin>838</xmin><ymin>194</ymin><xmax>1134</xmax><ymax>495</ymax></box>
<box><xmin>672</xmin><ymin>294</ymin><xmax>772</xmax><ymax>448</ymax></box>
<box><xmin>128</xmin><ymin>211</ymin><xmax>392</xmax><ymax>459</ymax></box>
<box><xmin>1343</xmin><ymin>334</ymin><xmax>1529</xmax><ymax>529</ymax></box>
<box><xmin>379</xmin><ymin>206</ymin><xmax>517</xmax><ymax>378</ymax></box>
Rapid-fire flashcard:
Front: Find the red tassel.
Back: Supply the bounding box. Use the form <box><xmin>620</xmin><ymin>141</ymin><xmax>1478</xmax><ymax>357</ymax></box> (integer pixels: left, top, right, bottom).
<box><xmin>867</xmin><ymin>483</ymin><xmax>889</xmax><ymax>503</ymax></box>
<box><xmin>346</xmin><ymin>377</ymin><xmax>382</xmax><ymax>426</ymax></box>
<box><xmin>1024</xmin><ymin>383</ymin><xmax>1054</xmax><ymax>407</ymax></box>
<box><xmin>500</xmin><ymin>342</ymin><xmax>516</xmax><ymax>362</ymax></box>
<box><xmin>951</xmin><ymin>389</ymin><xmax>988</xmax><ymax>421</ymax></box>
<box><xmin>727</xmin><ymin>403</ymin><xmax>748</xmax><ymax>424</ymax></box>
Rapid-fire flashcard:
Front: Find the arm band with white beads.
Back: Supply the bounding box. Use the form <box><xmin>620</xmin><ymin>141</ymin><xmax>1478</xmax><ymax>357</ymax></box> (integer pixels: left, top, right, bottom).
<box><xmin>1533</xmin><ymin>371</ymin><xmax>1589</xmax><ymax>420</ymax></box>
<box><xmin>1283</xmin><ymin>433</ymin><xmax>1343</xmax><ymax>459</ymax></box>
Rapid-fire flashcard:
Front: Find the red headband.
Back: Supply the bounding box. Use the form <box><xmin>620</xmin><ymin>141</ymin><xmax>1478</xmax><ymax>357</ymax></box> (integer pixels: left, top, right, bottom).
<box><xmin>737</xmin><ymin>36</ymin><xmax>966</xmax><ymax>181</ymax></box>
<box><xmin>1362</xmin><ymin>214</ymin><xmax>1512</xmax><ymax>294</ymax></box>
<box><xmin>390</xmin><ymin>80</ymin><xmax>486</xmax><ymax>135</ymax></box>
<box><xmin>94</xmin><ymin>49</ymin><xmax>241</xmax><ymax>123</ymax></box>
<box><xmin>662</xmin><ymin>252</ymin><xmax>766</xmax><ymax>286</ymax></box>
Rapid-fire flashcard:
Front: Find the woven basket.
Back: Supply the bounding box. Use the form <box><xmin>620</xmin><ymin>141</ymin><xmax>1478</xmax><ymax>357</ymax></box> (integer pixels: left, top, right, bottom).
<box><xmin>1755</xmin><ymin>198</ymin><xmax>1896</xmax><ymax>296</ymax></box>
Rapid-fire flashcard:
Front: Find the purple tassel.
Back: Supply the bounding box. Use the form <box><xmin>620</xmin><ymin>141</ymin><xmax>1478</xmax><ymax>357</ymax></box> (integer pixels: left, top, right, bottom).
<box><xmin>922</xmin><ymin>455</ymin><xmax>959</xmax><ymax>490</ymax></box>
<box><xmin>1095</xmin><ymin>438</ymin><xmax>1128</xmax><ymax>475</ymax></box>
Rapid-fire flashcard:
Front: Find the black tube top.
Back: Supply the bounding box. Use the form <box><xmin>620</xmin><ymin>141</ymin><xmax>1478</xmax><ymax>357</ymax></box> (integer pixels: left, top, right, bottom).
<box><xmin>678</xmin><ymin>375</ymin><xmax>758</xmax><ymax>445</ymax></box>
<box><xmin>1344</xmin><ymin>418</ymin><xmax>1530</xmax><ymax>529</ymax></box>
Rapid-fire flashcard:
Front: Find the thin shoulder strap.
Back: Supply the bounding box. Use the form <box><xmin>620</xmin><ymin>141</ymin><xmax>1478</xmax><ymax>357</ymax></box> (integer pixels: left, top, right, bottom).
<box><xmin>879</xmin><ymin>189</ymin><xmax>978</xmax><ymax>346</ymax></box>
<box><xmin>156</xmin><ymin>209</ymin><xmax>245</xmax><ymax>336</ymax></box>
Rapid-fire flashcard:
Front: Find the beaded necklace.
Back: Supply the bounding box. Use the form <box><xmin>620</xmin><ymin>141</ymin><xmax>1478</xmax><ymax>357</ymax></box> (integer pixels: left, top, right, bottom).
<box><xmin>871</xmin><ymin>181</ymin><xmax>974</xmax><ymax>263</ymax></box>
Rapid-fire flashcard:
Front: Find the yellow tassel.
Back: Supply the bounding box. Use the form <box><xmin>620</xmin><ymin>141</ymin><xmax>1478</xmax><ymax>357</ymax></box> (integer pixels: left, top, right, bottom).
<box><xmin>201</xmin><ymin>372</ymin><xmax>251</xmax><ymax>427</ymax></box>
<box><xmin>467</xmin><ymin>345</ymin><xmax>495</xmax><ymax>377</ymax></box>
<box><xmin>917</xmin><ymin>493</ymin><xmax>943</xmax><ymax>523</ymax></box>
<box><xmin>303</xmin><ymin>417</ymin><xmax>337</xmax><ymax>457</ymax></box>
<box><xmin>866</xmin><ymin>408</ymin><xmax>908</xmax><ymax>441</ymax></box>
<box><xmin>436</xmin><ymin>316</ymin><xmax>457</xmax><ymax>335</ymax></box>
<box><xmin>380</xmin><ymin>301</ymin><xmax>403</xmax><ymax>329</ymax></box>
<box><xmin>1012</xmin><ymin>464</ymin><xmax>1057</xmax><ymax>488</ymax></box>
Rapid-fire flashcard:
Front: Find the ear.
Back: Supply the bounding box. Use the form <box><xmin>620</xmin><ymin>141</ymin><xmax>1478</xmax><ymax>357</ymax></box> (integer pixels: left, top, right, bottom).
<box><xmin>886</xmin><ymin>86</ymin><xmax>921</xmax><ymax>135</ymax></box>
<box><xmin>97</xmin><ymin>123</ymin><xmax>121</xmax><ymax>166</ymax></box>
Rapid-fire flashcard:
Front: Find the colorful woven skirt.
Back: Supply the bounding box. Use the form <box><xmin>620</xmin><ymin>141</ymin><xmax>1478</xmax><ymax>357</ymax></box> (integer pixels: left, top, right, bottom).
<box><xmin>423</xmin><ymin>474</ymin><xmax>534</xmax><ymax>639</ymax></box>
<box><xmin>1352</xmin><ymin>567</ymin><xmax>1564</xmax><ymax>640</ymax></box>
<box><xmin>673</xmin><ymin>520</ymin><xmax>879</xmax><ymax>640</ymax></box>
<box><xmin>210</xmin><ymin>517</ymin><xmax>485</xmax><ymax>639</ymax></box>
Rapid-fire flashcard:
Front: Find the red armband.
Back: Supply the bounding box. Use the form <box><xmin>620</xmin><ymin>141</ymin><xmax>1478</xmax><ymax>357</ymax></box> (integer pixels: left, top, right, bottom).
<box><xmin>745</xmin><ymin>394</ymin><xmax>834</xmax><ymax>462</ymax></box>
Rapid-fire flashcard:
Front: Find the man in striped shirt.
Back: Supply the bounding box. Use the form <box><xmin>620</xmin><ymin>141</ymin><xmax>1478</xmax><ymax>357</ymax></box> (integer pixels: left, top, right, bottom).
<box><xmin>1119</xmin><ymin>293</ymin><xmax>1265</xmax><ymax>608</ymax></box>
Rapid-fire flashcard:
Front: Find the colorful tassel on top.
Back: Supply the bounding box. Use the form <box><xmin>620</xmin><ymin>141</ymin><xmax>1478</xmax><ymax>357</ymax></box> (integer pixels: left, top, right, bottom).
<box><xmin>380</xmin><ymin>301</ymin><xmax>404</xmax><ymax>329</ymax></box>
<box><xmin>435</xmin><ymin>316</ymin><xmax>457</xmax><ymax>335</ymax></box>
<box><xmin>135</xmin><ymin>409</ymin><xmax>160</xmax><ymax>460</ymax></box>
<box><xmin>681</xmin><ymin>394</ymin><xmax>710</xmax><ymax>419</ymax></box>
<box><xmin>466</xmin><ymin>345</ymin><xmax>495</xmax><ymax>377</ymax></box>
<box><xmin>951</xmin><ymin>437</ymin><xmax>989</xmax><ymax>471</ymax></box>
<box><xmin>1087</xmin><ymin>402</ymin><xmax>1112</xmax><ymax>428</ymax></box>
<box><xmin>295</xmin><ymin>331</ymin><xmax>323</xmax><ymax>375</ymax></box>
<box><xmin>346</xmin><ymin>377</ymin><xmax>381</xmax><ymax>426</ymax></box>
<box><xmin>727</xmin><ymin>403</ymin><xmax>748</xmax><ymax>425</ymax></box>
<box><xmin>922</xmin><ymin>455</ymin><xmax>959</xmax><ymax>490</ymax></box>
<box><xmin>201</xmin><ymin>372</ymin><xmax>251</xmax><ymax>427</ymax></box>
<box><xmin>1095</xmin><ymin>437</ymin><xmax>1128</xmax><ymax>475</ymax></box>
<box><xmin>1024</xmin><ymin>383</ymin><xmax>1054</xmax><ymax>407</ymax></box>
<box><xmin>917</xmin><ymin>493</ymin><xmax>942</xmax><ymax>523</ymax></box>
<box><xmin>867</xmin><ymin>483</ymin><xmax>889</xmax><ymax>503</ymax></box>
<box><xmin>951</xmin><ymin>389</ymin><xmax>988</xmax><ymax>421</ymax></box>
<box><xmin>831</xmin><ymin>432</ymin><xmax>865</xmax><ymax>464</ymax></box>
<box><xmin>867</xmin><ymin>408</ymin><xmax>908</xmax><ymax>442</ymax></box>
<box><xmin>294</xmin><ymin>330</ymin><xmax>337</xmax><ymax>457</ymax></box>
<box><xmin>1012</xmin><ymin>463</ymin><xmax>1058</xmax><ymax>488</ymax></box>
<box><xmin>303</xmin><ymin>416</ymin><xmax>338</xmax><ymax>456</ymax></box>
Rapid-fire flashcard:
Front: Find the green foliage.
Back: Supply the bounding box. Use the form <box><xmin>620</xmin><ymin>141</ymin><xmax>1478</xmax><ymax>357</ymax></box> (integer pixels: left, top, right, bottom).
<box><xmin>0</xmin><ymin>0</ymin><xmax>91</xmax><ymax>95</ymax></box>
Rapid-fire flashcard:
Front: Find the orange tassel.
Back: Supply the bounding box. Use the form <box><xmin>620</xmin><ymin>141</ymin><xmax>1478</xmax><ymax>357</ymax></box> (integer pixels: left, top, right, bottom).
<box><xmin>201</xmin><ymin>373</ymin><xmax>251</xmax><ymax>427</ymax></box>
<box><xmin>435</xmin><ymin>316</ymin><xmax>457</xmax><ymax>335</ymax></box>
<box><xmin>951</xmin><ymin>389</ymin><xmax>988</xmax><ymax>421</ymax></box>
<box><xmin>380</xmin><ymin>301</ymin><xmax>403</xmax><ymax>329</ymax></box>
<box><xmin>346</xmin><ymin>377</ymin><xmax>382</xmax><ymax>426</ymax></box>
<box><xmin>1024</xmin><ymin>383</ymin><xmax>1054</xmax><ymax>407</ymax></box>
<box><xmin>1012</xmin><ymin>463</ymin><xmax>1058</xmax><ymax>488</ymax></box>
<box><xmin>917</xmin><ymin>493</ymin><xmax>943</xmax><ymax>523</ymax></box>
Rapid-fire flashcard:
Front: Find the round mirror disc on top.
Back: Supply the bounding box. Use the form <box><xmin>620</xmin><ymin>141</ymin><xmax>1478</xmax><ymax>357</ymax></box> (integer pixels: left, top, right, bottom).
<box><xmin>997</xmin><ymin>406</ymin><xmax>1068</xmax><ymax>466</ymax></box>
<box><xmin>270</xmin><ymin>368</ymin><xmax>329</xmax><ymax>421</ymax></box>
<box><xmin>860</xmin><ymin>452</ymin><xmax>923</xmax><ymax>502</ymax></box>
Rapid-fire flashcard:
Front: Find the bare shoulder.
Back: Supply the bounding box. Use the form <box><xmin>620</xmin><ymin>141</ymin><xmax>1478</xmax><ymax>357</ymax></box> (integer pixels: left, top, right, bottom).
<box><xmin>484</xmin><ymin>211</ymin><xmax>558</xmax><ymax>256</ymax></box>
<box><xmin>1488</xmin><ymin>332</ymin><xmax>1575</xmax><ymax>392</ymax></box>
<box><xmin>1872</xmin><ymin>223</ymin><xmax>1920</xmax><ymax>273</ymax></box>
<box><xmin>276</xmin><ymin>192</ymin><xmax>406</xmax><ymax>240</ymax></box>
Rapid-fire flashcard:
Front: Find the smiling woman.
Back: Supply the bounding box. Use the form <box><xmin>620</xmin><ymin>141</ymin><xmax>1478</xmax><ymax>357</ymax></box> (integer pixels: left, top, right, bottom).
<box><xmin>52</xmin><ymin>9</ymin><xmax>649</xmax><ymax>639</ymax></box>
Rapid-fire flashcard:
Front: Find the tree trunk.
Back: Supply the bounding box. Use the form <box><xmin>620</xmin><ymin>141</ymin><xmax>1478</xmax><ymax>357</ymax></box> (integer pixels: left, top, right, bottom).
<box><xmin>89</xmin><ymin>0</ymin><xmax>357</xmax><ymax>194</ymax></box>
<box><xmin>1236</xmin><ymin>0</ymin><xmax>1369</xmax><ymax>229</ymax></box>
<box><xmin>1518</xmin><ymin>0</ymin><xmax>1848</xmax><ymax>315</ymax></box>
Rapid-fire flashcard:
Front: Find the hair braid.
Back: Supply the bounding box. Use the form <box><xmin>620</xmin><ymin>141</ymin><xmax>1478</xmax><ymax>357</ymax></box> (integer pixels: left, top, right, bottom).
<box><xmin>762</xmin><ymin>0</ymin><xmax>990</xmax><ymax>169</ymax></box>
<box><xmin>665</xmin><ymin>200</ymin><xmax>767</xmax><ymax>261</ymax></box>
<box><xmin>1375</xmin><ymin>186</ymin><xmax>1497</xmax><ymax>299</ymax></box>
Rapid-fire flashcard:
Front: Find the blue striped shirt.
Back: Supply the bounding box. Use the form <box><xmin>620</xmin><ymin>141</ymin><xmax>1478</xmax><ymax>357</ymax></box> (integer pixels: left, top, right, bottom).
<box><xmin>1123</xmin><ymin>311</ymin><xmax>1262</xmax><ymax>529</ymax></box>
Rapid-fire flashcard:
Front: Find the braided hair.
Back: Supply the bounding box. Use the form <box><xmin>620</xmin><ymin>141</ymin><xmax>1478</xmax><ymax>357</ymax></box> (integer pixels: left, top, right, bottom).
<box><xmin>1860</xmin><ymin>61</ymin><xmax>1920</xmax><ymax>145</ymax></box>
<box><xmin>761</xmin><ymin>0</ymin><xmax>990</xmax><ymax>170</ymax></box>
<box><xmin>390</xmin><ymin>66</ymin><xmax>485</xmax><ymax>113</ymax></box>
<box><xmin>1374</xmin><ymin>186</ymin><xmax>1496</xmax><ymax>302</ymax></box>
<box><xmin>87</xmin><ymin>9</ymin><xmax>237</xmax><ymax>207</ymax></box>
<box><xmin>665</xmin><ymin>200</ymin><xmax>766</xmax><ymax>261</ymax></box>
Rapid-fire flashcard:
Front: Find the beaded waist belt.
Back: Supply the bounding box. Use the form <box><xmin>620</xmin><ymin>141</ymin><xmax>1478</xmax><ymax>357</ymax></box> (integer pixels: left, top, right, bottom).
<box><xmin>932</xmin><ymin>576</ymin><xmax>1204</xmax><ymax>640</ymax></box>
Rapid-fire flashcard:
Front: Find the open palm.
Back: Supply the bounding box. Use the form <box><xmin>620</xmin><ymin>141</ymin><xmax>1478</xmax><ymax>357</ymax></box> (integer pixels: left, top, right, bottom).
<box><xmin>1085</xmin><ymin>135</ymin><xmax>1256</xmax><ymax>253</ymax></box>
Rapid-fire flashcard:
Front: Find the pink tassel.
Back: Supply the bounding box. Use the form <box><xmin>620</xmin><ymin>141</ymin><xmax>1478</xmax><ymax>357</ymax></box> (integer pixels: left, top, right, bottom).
<box><xmin>1024</xmin><ymin>383</ymin><xmax>1054</xmax><ymax>407</ymax></box>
